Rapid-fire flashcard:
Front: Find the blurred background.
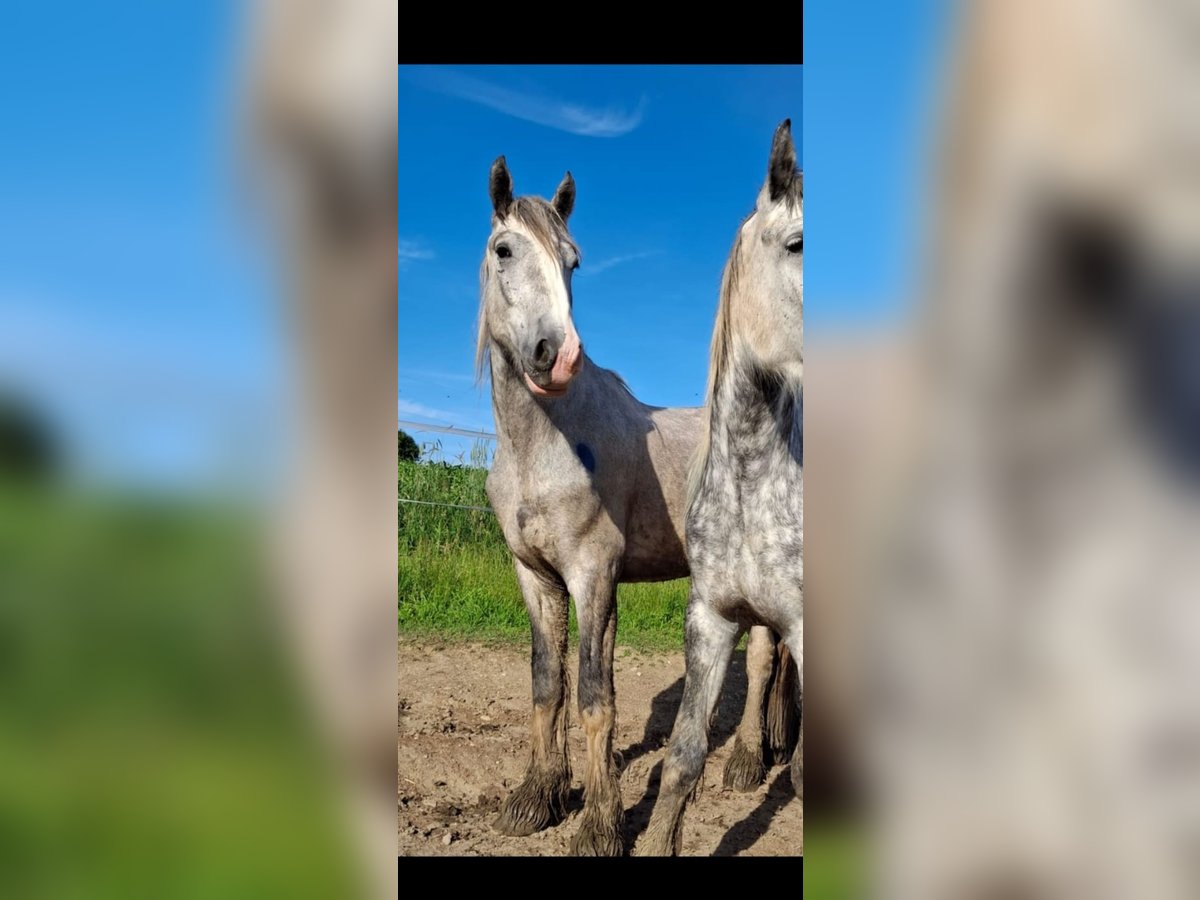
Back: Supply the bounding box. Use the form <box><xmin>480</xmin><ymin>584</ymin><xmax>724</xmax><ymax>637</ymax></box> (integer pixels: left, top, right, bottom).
<box><xmin>0</xmin><ymin>1</ymin><xmax>393</xmax><ymax>896</ymax></box>
<box><xmin>806</xmin><ymin>1</ymin><xmax>1200</xmax><ymax>897</ymax></box>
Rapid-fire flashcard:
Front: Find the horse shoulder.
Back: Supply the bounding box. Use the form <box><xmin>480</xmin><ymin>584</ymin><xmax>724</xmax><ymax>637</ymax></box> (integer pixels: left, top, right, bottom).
<box><xmin>485</xmin><ymin>456</ymin><xmax>524</xmax><ymax>541</ymax></box>
<box><xmin>484</xmin><ymin>456</ymin><xmax>508</xmax><ymax>511</ymax></box>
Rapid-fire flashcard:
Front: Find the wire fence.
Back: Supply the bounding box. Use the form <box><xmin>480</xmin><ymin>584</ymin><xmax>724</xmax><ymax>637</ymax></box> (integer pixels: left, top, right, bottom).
<box><xmin>399</xmin><ymin>417</ymin><xmax>495</xmax><ymax>469</ymax></box>
<box><xmin>397</xmin><ymin>419</ymin><xmax>496</xmax><ymax>441</ymax></box>
<box><xmin>398</xmin><ymin>418</ymin><xmax>498</xmax><ymax>523</ymax></box>
<box><xmin>397</xmin><ymin>497</ymin><xmax>492</xmax><ymax>513</ymax></box>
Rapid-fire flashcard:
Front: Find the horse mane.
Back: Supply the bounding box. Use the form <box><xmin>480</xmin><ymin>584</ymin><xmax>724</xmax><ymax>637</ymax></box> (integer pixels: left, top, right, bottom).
<box><xmin>688</xmin><ymin>172</ymin><xmax>803</xmax><ymax>505</ymax></box>
<box><xmin>475</xmin><ymin>196</ymin><xmax>580</xmax><ymax>383</ymax></box>
<box><xmin>591</xmin><ymin>359</ymin><xmax>639</xmax><ymax>404</ymax></box>
<box><xmin>687</xmin><ymin>228</ymin><xmax>744</xmax><ymax>504</ymax></box>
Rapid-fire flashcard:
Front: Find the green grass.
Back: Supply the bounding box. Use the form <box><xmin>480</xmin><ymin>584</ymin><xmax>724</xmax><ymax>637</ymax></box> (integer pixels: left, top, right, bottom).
<box><xmin>802</xmin><ymin>818</ymin><xmax>869</xmax><ymax>899</ymax></box>
<box><xmin>0</xmin><ymin>479</ymin><xmax>359</xmax><ymax>898</ymax></box>
<box><xmin>399</xmin><ymin>460</ymin><xmax>691</xmax><ymax>650</ymax></box>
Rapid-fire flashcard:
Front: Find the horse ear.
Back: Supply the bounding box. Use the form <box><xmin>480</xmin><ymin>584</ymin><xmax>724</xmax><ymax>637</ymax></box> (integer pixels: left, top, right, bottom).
<box><xmin>490</xmin><ymin>156</ymin><xmax>513</xmax><ymax>218</ymax></box>
<box><xmin>551</xmin><ymin>171</ymin><xmax>575</xmax><ymax>223</ymax></box>
<box><xmin>766</xmin><ymin>119</ymin><xmax>797</xmax><ymax>202</ymax></box>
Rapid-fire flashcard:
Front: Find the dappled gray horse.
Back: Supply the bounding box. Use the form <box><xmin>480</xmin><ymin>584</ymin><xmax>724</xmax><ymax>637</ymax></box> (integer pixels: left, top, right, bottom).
<box><xmin>477</xmin><ymin>157</ymin><xmax>790</xmax><ymax>855</ymax></box>
<box><xmin>639</xmin><ymin>120</ymin><xmax>804</xmax><ymax>855</ymax></box>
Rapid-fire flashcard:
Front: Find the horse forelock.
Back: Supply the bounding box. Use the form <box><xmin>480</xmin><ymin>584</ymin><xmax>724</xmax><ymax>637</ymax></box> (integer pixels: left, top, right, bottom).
<box><xmin>475</xmin><ymin>196</ymin><xmax>579</xmax><ymax>384</ymax></box>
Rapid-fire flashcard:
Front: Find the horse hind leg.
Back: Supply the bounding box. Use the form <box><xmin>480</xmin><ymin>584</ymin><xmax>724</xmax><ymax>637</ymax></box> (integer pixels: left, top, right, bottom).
<box><xmin>569</xmin><ymin>569</ymin><xmax>624</xmax><ymax>857</ymax></box>
<box><xmin>766</xmin><ymin>641</ymin><xmax>800</xmax><ymax>766</ymax></box>
<box><xmin>494</xmin><ymin>561</ymin><xmax>572</xmax><ymax>837</ymax></box>
<box><xmin>783</xmin><ymin>628</ymin><xmax>803</xmax><ymax>799</ymax></box>
<box><xmin>637</xmin><ymin>596</ymin><xmax>740</xmax><ymax>856</ymax></box>
<box><xmin>723</xmin><ymin>625</ymin><xmax>775</xmax><ymax>791</ymax></box>
<box><xmin>790</xmin><ymin>717</ymin><xmax>803</xmax><ymax>799</ymax></box>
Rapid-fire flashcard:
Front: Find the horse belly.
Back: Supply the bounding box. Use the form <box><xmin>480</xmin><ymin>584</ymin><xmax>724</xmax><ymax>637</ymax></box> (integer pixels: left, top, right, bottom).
<box><xmin>620</xmin><ymin>551</ymin><xmax>688</xmax><ymax>583</ymax></box>
<box><xmin>620</xmin><ymin>513</ymin><xmax>689</xmax><ymax>582</ymax></box>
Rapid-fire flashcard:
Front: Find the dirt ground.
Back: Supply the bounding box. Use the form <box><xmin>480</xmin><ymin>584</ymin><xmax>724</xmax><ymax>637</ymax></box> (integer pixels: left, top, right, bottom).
<box><xmin>398</xmin><ymin>639</ymin><xmax>802</xmax><ymax>856</ymax></box>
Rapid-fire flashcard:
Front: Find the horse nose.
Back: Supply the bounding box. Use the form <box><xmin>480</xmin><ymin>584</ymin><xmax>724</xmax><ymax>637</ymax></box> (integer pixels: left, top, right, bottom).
<box><xmin>533</xmin><ymin>337</ymin><xmax>559</xmax><ymax>373</ymax></box>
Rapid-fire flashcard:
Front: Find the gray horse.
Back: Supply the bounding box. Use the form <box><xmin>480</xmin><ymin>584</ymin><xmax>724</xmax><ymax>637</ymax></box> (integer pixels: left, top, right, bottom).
<box><xmin>639</xmin><ymin>120</ymin><xmax>804</xmax><ymax>856</ymax></box>
<box><xmin>477</xmin><ymin>157</ymin><xmax>791</xmax><ymax>855</ymax></box>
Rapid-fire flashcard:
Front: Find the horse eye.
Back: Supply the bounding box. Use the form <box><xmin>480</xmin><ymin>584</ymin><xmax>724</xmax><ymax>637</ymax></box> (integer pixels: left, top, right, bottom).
<box><xmin>496</xmin><ymin>244</ymin><xmax>512</xmax><ymax>259</ymax></box>
<box><xmin>786</xmin><ymin>236</ymin><xmax>803</xmax><ymax>254</ymax></box>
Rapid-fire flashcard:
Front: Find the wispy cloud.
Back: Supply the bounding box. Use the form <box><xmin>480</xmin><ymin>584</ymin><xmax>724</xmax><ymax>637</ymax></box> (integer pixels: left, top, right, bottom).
<box><xmin>398</xmin><ymin>239</ymin><xmax>434</xmax><ymax>269</ymax></box>
<box><xmin>407</xmin><ymin>67</ymin><xmax>646</xmax><ymax>138</ymax></box>
<box><xmin>398</xmin><ymin>367</ymin><xmax>476</xmax><ymax>385</ymax></box>
<box><xmin>397</xmin><ymin>397</ymin><xmax>457</xmax><ymax>423</ymax></box>
<box><xmin>579</xmin><ymin>250</ymin><xmax>661</xmax><ymax>276</ymax></box>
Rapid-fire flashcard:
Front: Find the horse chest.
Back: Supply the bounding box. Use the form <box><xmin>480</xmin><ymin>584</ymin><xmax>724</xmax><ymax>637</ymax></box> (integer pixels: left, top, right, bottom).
<box><xmin>688</xmin><ymin>473</ymin><xmax>803</xmax><ymax>606</ymax></box>
<box><xmin>487</xmin><ymin>455</ymin><xmax>606</xmax><ymax>570</ymax></box>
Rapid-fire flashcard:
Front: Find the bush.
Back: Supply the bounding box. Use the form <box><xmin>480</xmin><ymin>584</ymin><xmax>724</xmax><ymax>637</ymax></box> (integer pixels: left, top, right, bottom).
<box><xmin>0</xmin><ymin>393</ymin><xmax>58</xmax><ymax>482</ymax></box>
<box><xmin>397</xmin><ymin>429</ymin><xmax>419</xmax><ymax>463</ymax></box>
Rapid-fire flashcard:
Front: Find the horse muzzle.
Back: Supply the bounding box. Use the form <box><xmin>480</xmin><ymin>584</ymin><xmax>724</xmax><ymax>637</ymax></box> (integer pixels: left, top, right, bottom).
<box><xmin>524</xmin><ymin>323</ymin><xmax>583</xmax><ymax>397</ymax></box>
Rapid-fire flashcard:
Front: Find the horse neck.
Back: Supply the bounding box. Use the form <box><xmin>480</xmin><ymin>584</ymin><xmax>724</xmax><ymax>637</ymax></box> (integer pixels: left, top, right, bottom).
<box><xmin>488</xmin><ymin>344</ymin><xmax>600</xmax><ymax>452</ymax></box>
<box><xmin>708</xmin><ymin>344</ymin><xmax>803</xmax><ymax>489</ymax></box>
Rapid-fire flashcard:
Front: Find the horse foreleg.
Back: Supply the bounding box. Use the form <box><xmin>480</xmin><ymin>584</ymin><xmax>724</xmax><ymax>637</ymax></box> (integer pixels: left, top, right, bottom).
<box><xmin>569</xmin><ymin>568</ymin><xmax>623</xmax><ymax>856</ymax></box>
<box><xmin>494</xmin><ymin>560</ymin><xmax>571</xmax><ymax>836</ymax></box>
<box><xmin>638</xmin><ymin>596</ymin><xmax>740</xmax><ymax>856</ymax></box>
<box><xmin>724</xmin><ymin>625</ymin><xmax>776</xmax><ymax>791</ymax></box>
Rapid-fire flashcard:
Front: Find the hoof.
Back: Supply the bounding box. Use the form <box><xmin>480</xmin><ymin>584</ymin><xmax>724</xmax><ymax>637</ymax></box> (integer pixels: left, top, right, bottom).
<box><xmin>493</xmin><ymin>768</ymin><xmax>569</xmax><ymax>837</ymax></box>
<box><xmin>570</xmin><ymin>784</ymin><xmax>624</xmax><ymax>856</ymax></box>
<box><xmin>635</xmin><ymin>819</ymin><xmax>680</xmax><ymax>857</ymax></box>
<box><xmin>570</xmin><ymin>820</ymin><xmax>623</xmax><ymax>856</ymax></box>
<box><xmin>723</xmin><ymin>736</ymin><xmax>766</xmax><ymax>792</ymax></box>
<box><xmin>771</xmin><ymin>737</ymin><xmax>797</xmax><ymax>767</ymax></box>
<box><xmin>790</xmin><ymin>750</ymin><xmax>803</xmax><ymax>799</ymax></box>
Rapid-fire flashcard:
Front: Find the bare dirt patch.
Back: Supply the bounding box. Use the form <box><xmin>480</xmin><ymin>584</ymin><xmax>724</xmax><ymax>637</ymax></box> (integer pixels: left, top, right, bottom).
<box><xmin>398</xmin><ymin>639</ymin><xmax>802</xmax><ymax>856</ymax></box>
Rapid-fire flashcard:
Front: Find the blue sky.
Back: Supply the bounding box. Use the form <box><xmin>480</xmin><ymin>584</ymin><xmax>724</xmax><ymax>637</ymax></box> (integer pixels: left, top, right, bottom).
<box><xmin>0</xmin><ymin>3</ymin><xmax>281</xmax><ymax>488</ymax></box>
<box><xmin>398</xmin><ymin>30</ymin><xmax>949</xmax><ymax>462</ymax></box>
<box><xmin>398</xmin><ymin>65</ymin><xmax>804</xmax><ymax>460</ymax></box>
<box><xmin>804</xmin><ymin>0</ymin><xmax>949</xmax><ymax>333</ymax></box>
<box><xmin>0</xmin><ymin>8</ymin><xmax>948</xmax><ymax>483</ymax></box>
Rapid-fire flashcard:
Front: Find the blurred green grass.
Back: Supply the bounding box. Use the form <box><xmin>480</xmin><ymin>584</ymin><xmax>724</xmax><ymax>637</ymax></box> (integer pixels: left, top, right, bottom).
<box><xmin>398</xmin><ymin>460</ymin><xmax>691</xmax><ymax>651</ymax></box>
<box><xmin>0</xmin><ymin>479</ymin><xmax>358</xmax><ymax>899</ymax></box>
<box><xmin>803</xmin><ymin>819</ymin><xmax>868</xmax><ymax>898</ymax></box>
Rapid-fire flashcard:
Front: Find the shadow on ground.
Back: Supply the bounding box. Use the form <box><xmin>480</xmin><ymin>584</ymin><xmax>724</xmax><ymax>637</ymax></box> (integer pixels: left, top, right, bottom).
<box><xmin>620</xmin><ymin>649</ymin><xmax>796</xmax><ymax>854</ymax></box>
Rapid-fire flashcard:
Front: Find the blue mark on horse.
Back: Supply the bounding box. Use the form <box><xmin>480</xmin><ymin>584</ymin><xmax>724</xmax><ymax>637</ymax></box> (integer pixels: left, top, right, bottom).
<box><xmin>575</xmin><ymin>442</ymin><xmax>596</xmax><ymax>472</ymax></box>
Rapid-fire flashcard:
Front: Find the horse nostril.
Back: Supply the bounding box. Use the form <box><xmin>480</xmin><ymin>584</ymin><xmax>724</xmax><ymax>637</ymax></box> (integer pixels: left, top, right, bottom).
<box><xmin>534</xmin><ymin>338</ymin><xmax>557</xmax><ymax>371</ymax></box>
